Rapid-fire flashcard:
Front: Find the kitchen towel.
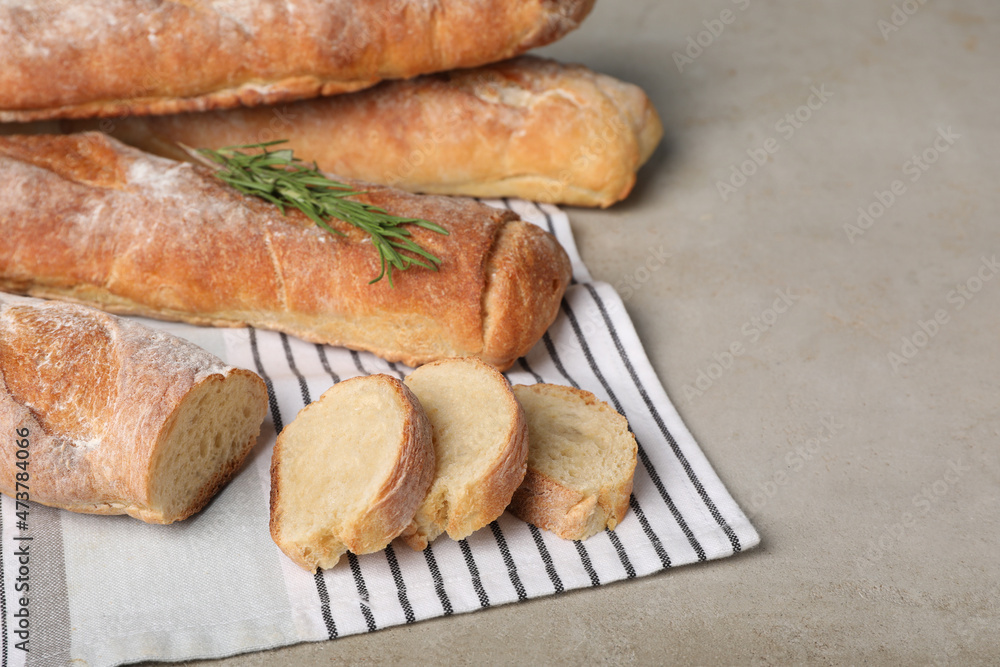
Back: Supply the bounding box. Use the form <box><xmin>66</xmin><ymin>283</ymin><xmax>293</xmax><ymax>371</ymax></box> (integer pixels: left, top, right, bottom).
<box><xmin>0</xmin><ymin>201</ymin><xmax>759</xmax><ymax>667</ymax></box>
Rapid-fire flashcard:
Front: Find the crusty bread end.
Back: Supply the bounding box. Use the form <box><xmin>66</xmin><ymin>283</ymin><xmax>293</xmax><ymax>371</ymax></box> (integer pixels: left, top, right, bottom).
<box><xmin>509</xmin><ymin>383</ymin><xmax>637</xmax><ymax>541</ymax></box>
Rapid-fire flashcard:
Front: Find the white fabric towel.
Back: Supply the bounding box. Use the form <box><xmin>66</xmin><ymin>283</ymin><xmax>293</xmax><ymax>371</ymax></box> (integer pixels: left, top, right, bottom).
<box><xmin>0</xmin><ymin>202</ymin><xmax>759</xmax><ymax>667</ymax></box>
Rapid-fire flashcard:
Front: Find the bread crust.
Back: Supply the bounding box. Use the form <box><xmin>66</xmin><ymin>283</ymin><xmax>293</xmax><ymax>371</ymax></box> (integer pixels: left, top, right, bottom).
<box><xmin>509</xmin><ymin>384</ymin><xmax>636</xmax><ymax>541</ymax></box>
<box><xmin>0</xmin><ymin>133</ymin><xmax>571</xmax><ymax>370</ymax></box>
<box><xmin>0</xmin><ymin>293</ymin><xmax>268</xmax><ymax>524</ymax></box>
<box><xmin>268</xmin><ymin>374</ymin><xmax>435</xmax><ymax>571</ymax></box>
<box><xmin>0</xmin><ymin>0</ymin><xmax>595</xmax><ymax>122</ymax></box>
<box><xmin>400</xmin><ymin>357</ymin><xmax>528</xmax><ymax>550</ymax></box>
<box><xmin>80</xmin><ymin>56</ymin><xmax>663</xmax><ymax>207</ymax></box>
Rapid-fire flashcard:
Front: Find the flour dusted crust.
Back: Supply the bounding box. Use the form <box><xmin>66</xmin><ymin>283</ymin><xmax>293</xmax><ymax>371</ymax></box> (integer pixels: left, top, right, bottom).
<box><xmin>79</xmin><ymin>56</ymin><xmax>663</xmax><ymax>207</ymax></box>
<box><xmin>0</xmin><ymin>293</ymin><xmax>268</xmax><ymax>524</ymax></box>
<box><xmin>0</xmin><ymin>133</ymin><xmax>572</xmax><ymax>370</ymax></box>
<box><xmin>0</xmin><ymin>0</ymin><xmax>595</xmax><ymax>122</ymax></box>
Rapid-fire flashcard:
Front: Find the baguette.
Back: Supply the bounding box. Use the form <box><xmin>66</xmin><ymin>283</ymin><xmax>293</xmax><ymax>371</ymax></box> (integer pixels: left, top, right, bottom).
<box><xmin>269</xmin><ymin>374</ymin><xmax>434</xmax><ymax>571</ymax></box>
<box><xmin>0</xmin><ymin>0</ymin><xmax>594</xmax><ymax>123</ymax></box>
<box><xmin>81</xmin><ymin>56</ymin><xmax>663</xmax><ymax>208</ymax></box>
<box><xmin>0</xmin><ymin>133</ymin><xmax>572</xmax><ymax>370</ymax></box>
<box><xmin>0</xmin><ymin>293</ymin><xmax>268</xmax><ymax>524</ymax></box>
<box><xmin>509</xmin><ymin>383</ymin><xmax>636</xmax><ymax>540</ymax></box>
<box><xmin>400</xmin><ymin>357</ymin><xmax>528</xmax><ymax>550</ymax></box>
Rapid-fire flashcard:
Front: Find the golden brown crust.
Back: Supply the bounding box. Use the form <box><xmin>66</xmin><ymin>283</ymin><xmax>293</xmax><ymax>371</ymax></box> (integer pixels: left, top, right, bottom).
<box><xmin>0</xmin><ymin>133</ymin><xmax>571</xmax><ymax>370</ymax></box>
<box><xmin>0</xmin><ymin>0</ymin><xmax>595</xmax><ymax>122</ymax></box>
<box><xmin>0</xmin><ymin>293</ymin><xmax>268</xmax><ymax>523</ymax></box>
<box><xmin>268</xmin><ymin>374</ymin><xmax>435</xmax><ymax>571</ymax></box>
<box><xmin>508</xmin><ymin>467</ymin><xmax>633</xmax><ymax>541</ymax></box>
<box><xmin>508</xmin><ymin>383</ymin><xmax>636</xmax><ymax>541</ymax></box>
<box><xmin>81</xmin><ymin>56</ymin><xmax>662</xmax><ymax>207</ymax></box>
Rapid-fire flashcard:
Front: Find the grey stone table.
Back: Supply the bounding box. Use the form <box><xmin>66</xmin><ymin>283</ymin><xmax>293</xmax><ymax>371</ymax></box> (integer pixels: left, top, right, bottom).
<box><xmin>155</xmin><ymin>0</ymin><xmax>999</xmax><ymax>663</ymax></box>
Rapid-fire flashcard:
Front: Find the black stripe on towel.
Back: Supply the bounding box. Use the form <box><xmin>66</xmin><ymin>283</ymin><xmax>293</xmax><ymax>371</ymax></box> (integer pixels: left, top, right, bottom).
<box><xmin>281</xmin><ymin>334</ymin><xmax>311</xmax><ymax>405</ymax></box>
<box><xmin>249</xmin><ymin>328</ymin><xmax>282</xmax><ymax>433</ymax></box>
<box><xmin>582</xmin><ymin>283</ymin><xmax>742</xmax><ymax>553</ymax></box>
<box><xmin>249</xmin><ymin>329</ymin><xmax>338</xmax><ymax>639</ymax></box>
<box><xmin>574</xmin><ymin>541</ymin><xmax>601</xmax><ymax>587</ymax></box>
<box><xmin>347</xmin><ymin>553</ymin><xmax>378</xmax><ymax>632</ymax></box>
<box><xmin>423</xmin><ymin>547</ymin><xmax>453</xmax><ymax>616</ymax></box>
<box><xmin>559</xmin><ymin>298</ymin><xmax>704</xmax><ymax>563</ymax></box>
<box><xmin>315</xmin><ymin>344</ymin><xmax>341</xmax><ymax>384</ymax></box>
<box><xmin>629</xmin><ymin>495</ymin><xmax>671</xmax><ymax>569</ymax></box>
<box><xmin>459</xmin><ymin>540</ymin><xmax>490</xmax><ymax>608</ymax></box>
<box><xmin>528</xmin><ymin>525</ymin><xmax>564</xmax><ymax>594</ymax></box>
<box><xmin>489</xmin><ymin>521</ymin><xmax>527</xmax><ymax>601</ymax></box>
<box><xmin>606</xmin><ymin>526</ymin><xmax>639</xmax><ymax>578</ymax></box>
<box><xmin>517</xmin><ymin>358</ymin><xmax>545</xmax><ymax>384</ymax></box>
<box><xmin>313</xmin><ymin>571</ymin><xmax>338</xmax><ymax>639</ymax></box>
<box><xmin>383</xmin><ymin>546</ymin><xmax>416</xmax><ymax>624</ymax></box>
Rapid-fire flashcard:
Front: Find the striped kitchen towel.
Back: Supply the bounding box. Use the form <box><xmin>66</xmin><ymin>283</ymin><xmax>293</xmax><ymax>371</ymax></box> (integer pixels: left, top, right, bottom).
<box><xmin>0</xmin><ymin>201</ymin><xmax>759</xmax><ymax>667</ymax></box>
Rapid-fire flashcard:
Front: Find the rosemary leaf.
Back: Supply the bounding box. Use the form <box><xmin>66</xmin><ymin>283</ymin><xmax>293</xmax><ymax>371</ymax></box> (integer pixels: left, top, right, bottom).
<box><xmin>197</xmin><ymin>141</ymin><xmax>449</xmax><ymax>286</ymax></box>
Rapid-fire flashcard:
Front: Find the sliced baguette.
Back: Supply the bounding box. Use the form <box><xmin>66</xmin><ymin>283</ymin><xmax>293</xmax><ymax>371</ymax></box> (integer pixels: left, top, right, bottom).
<box><xmin>269</xmin><ymin>374</ymin><xmax>434</xmax><ymax>571</ymax></box>
<box><xmin>510</xmin><ymin>383</ymin><xmax>637</xmax><ymax>541</ymax></box>
<box><xmin>400</xmin><ymin>358</ymin><xmax>528</xmax><ymax>550</ymax></box>
<box><xmin>0</xmin><ymin>293</ymin><xmax>268</xmax><ymax>524</ymax></box>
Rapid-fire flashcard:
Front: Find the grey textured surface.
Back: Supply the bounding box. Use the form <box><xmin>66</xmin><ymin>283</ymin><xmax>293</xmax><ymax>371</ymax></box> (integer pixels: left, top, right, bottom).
<box><xmin>153</xmin><ymin>0</ymin><xmax>999</xmax><ymax>664</ymax></box>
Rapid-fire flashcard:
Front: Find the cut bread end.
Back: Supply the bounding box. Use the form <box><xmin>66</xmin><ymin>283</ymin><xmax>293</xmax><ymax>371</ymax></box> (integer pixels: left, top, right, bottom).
<box><xmin>400</xmin><ymin>357</ymin><xmax>528</xmax><ymax>550</ymax></box>
<box><xmin>269</xmin><ymin>374</ymin><xmax>434</xmax><ymax>571</ymax></box>
<box><xmin>144</xmin><ymin>369</ymin><xmax>268</xmax><ymax>524</ymax></box>
<box><xmin>509</xmin><ymin>383</ymin><xmax>637</xmax><ymax>541</ymax></box>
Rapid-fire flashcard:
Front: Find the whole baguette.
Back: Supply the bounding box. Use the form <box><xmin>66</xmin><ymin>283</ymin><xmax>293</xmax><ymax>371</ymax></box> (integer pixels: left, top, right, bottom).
<box><xmin>0</xmin><ymin>133</ymin><xmax>571</xmax><ymax>370</ymax></box>
<box><xmin>83</xmin><ymin>56</ymin><xmax>663</xmax><ymax>208</ymax></box>
<box><xmin>0</xmin><ymin>0</ymin><xmax>594</xmax><ymax>123</ymax></box>
<box><xmin>0</xmin><ymin>293</ymin><xmax>268</xmax><ymax>524</ymax></box>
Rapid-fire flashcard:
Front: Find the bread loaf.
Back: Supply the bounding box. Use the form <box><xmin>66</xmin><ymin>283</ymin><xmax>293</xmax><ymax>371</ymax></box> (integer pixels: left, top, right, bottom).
<box><xmin>82</xmin><ymin>56</ymin><xmax>663</xmax><ymax>208</ymax></box>
<box><xmin>0</xmin><ymin>133</ymin><xmax>571</xmax><ymax>370</ymax></box>
<box><xmin>509</xmin><ymin>383</ymin><xmax>637</xmax><ymax>540</ymax></box>
<box><xmin>0</xmin><ymin>0</ymin><xmax>594</xmax><ymax>123</ymax></box>
<box><xmin>400</xmin><ymin>357</ymin><xmax>528</xmax><ymax>550</ymax></box>
<box><xmin>269</xmin><ymin>374</ymin><xmax>434</xmax><ymax>571</ymax></box>
<box><xmin>0</xmin><ymin>293</ymin><xmax>268</xmax><ymax>524</ymax></box>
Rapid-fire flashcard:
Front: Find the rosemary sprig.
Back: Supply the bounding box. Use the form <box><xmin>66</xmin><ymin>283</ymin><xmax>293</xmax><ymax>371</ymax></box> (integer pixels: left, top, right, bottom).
<box><xmin>195</xmin><ymin>141</ymin><xmax>449</xmax><ymax>286</ymax></box>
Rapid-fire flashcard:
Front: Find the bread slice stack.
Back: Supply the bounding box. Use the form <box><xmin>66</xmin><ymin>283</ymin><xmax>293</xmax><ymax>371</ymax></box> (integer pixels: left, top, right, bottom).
<box><xmin>268</xmin><ymin>358</ymin><xmax>638</xmax><ymax>571</ymax></box>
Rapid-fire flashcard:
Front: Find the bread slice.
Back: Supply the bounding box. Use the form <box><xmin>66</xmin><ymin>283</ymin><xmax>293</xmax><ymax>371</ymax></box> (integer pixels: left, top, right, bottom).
<box><xmin>269</xmin><ymin>374</ymin><xmax>434</xmax><ymax>571</ymax></box>
<box><xmin>0</xmin><ymin>293</ymin><xmax>268</xmax><ymax>524</ymax></box>
<box><xmin>509</xmin><ymin>384</ymin><xmax>637</xmax><ymax>541</ymax></box>
<box><xmin>399</xmin><ymin>358</ymin><xmax>528</xmax><ymax>550</ymax></box>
